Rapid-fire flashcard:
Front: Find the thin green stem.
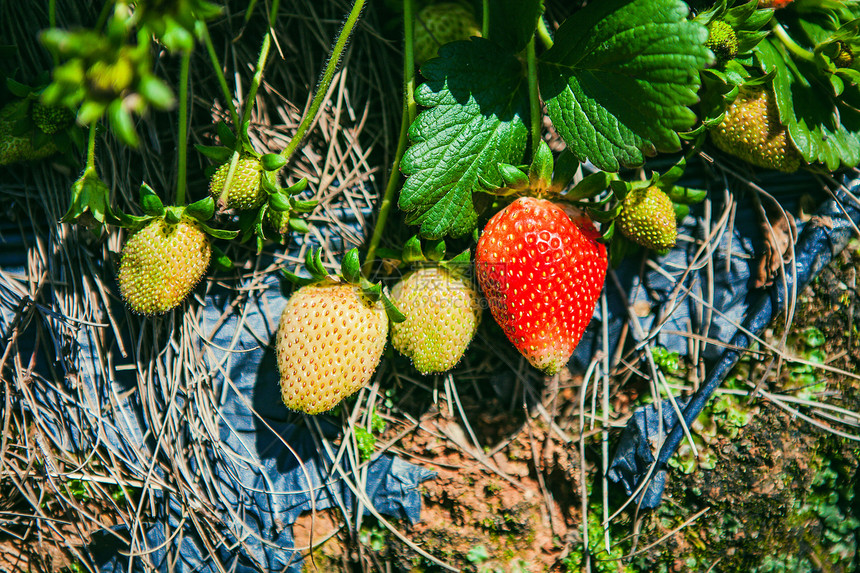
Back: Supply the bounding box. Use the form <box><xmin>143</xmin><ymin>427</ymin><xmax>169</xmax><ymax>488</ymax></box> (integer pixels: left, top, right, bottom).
<box><xmin>481</xmin><ymin>0</ymin><xmax>489</xmax><ymax>38</ymax></box>
<box><xmin>176</xmin><ymin>49</ymin><xmax>191</xmax><ymax>206</ymax></box>
<box><xmin>201</xmin><ymin>23</ymin><xmax>239</xmax><ymax>128</ymax></box>
<box><xmin>241</xmin><ymin>32</ymin><xmax>271</xmax><ymax>128</ymax></box>
<box><xmin>363</xmin><ymin>108</ymin><xmax>409</xmax><ymax>278</ymax></box>
<box><xmin>527</xmin><ymin>36</ymin><xmax>541</xmax><ymax>162</ymax></box>
<box><xmin>772</xmin><ymin>23</ymin><xmax>815</xmax><ymax>63</ymax></box>
<box><xmin>404</xmin><ymin>0</ymin><xmax>417</xmax><ymax>123</ymax></box>
<box><xmin>537</xmin><ymin>16</ymin><xmax>553</xmax><ymax>49</ymax></box>
<box><xmin>84</xmin><ymin>121</ymin><xmax>97</xmax><ymax>173</ymax></box>
<box><xmin>278</xmin><ymin>0</ymin><xmax>366</xmax><ymax>163</ymax></box>
<box><xmin>363</xmin><ymin>0</ymin><xmax>415</xmax><ymax>276</ymax></box>
<box><xmin>268</xmin><ymin>0</ymin><xmax>281</xmax><ymax>25</ymax></box>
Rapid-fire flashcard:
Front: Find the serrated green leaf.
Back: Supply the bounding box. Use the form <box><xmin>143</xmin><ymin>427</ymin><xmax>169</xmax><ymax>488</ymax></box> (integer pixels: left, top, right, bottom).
<box><xmin>400</xmin><ymin>38</ymin><xmax>529</xmax><ymax>239</ymax></box>
<box><xmin>539</xmin><ymin>0</ymin><xmax>711</xmax><ymax>171</ymax></box>
<box><xmin>757</xmin><ymin>38</ymin><xmax>860</xmax><ymax>170</ymax></box>
<box><xmin>488</xmin><ymin>0</ymin><xmax>544</xmax><ymax>54</ymax></box>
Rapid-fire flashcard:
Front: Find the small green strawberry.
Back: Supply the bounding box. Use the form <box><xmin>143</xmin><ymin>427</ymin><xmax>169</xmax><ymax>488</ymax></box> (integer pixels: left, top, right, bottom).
<box><xmin>32</xmin><ymin>102</ymin><xmax>76</xmax><ymax>135</ymax></box>
<box><xmin>617</xmin><ymin>186</ymin><xmax>678</xmax><ymax>251</ymax></box>
<box><xmin>0</xmin><ymin>100</ymin><xmax>59</xmax><ymax>165</ymax></box>
<box><xmin>118</xmin><ymin>218</ymin><xmax>212</xmax><ymax>315</ymax></box>
<box><xmin>390</xmin><ymin>266</ymin><xmax>481</xmax><ymax>374</ymax></box>
<box><xmin>705</xmin><ymin>20</ymin><xmax>738</xmax><ymax>63</ymax></box>
<box><xmin>209</xmin><ymin>156</ymin><xmax>265</xmax><ymax>211</ymax></box>
<box><xmin>276</xmin><ymin>283</ymin><xmax>388</xmax><ymax>414</ymax></box>
<box><xmin>414</xmin><ymin>2</ymin><xmax>481</xmax><ymax>65</ymax></box>
<box><xmin>709</xmin><ymin>85</ymin><xmax>802</xmax><ymax>173</ymax></box>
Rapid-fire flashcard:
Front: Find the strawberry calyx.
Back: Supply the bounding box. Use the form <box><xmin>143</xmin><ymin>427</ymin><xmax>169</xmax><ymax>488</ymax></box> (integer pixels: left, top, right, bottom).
<box><xmin>282</xmin><ymin>247</ymin><xmax>405</xmax><ymax>324</ymax></box>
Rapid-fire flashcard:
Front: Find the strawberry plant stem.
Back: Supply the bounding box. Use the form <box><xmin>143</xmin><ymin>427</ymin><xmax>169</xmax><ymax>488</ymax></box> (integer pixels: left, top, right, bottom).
<box><xmin>363</xmin><ymin>0</ymin><xmax>417</xmax><ymax>276</ymax></box>
<box><xmin>481</xmin><ymin>0</ymin><xmax>489</xmax><ymax>38</ymax></box>
<box><xmin>48</xmin><ymin>0</ymin><xmax>58</xmax><ymax>66</ymax></box>
<box><xmin>404</xmin><ymin>0</ymin><xmax>417</xmax><ymax>123</ymax></box>
<box><xmin>241</xmin><ymin>33</ymin><xmax>271</xmax><ymax>128</ymax></box>
<box><xmin>278</xmin><ymin>0</ymin><xmax>366</xmax><ymax>164</ymax></box>
<box><xmin>201</xmin><ymin>23</ymin><xmax>239</xmax><ymax>128</ymax></box>
<box><xmin>527</xmin><ymin>36</ymin><xmax>541</xmax><ymax>162</ymax></box>
<box><xmin>84</xmin><ymin>121</ymin><xmax>97</xmax><ymax>174</ymax></box>
<box><xmin>176</xmin><ymin>49</ymin><xmax>191</xmax><ymax>206</ymax></box>
<box><xmin>772</xmin><ymin>23</ymin><xmax>815</xmax><ymax>63</ymax></box>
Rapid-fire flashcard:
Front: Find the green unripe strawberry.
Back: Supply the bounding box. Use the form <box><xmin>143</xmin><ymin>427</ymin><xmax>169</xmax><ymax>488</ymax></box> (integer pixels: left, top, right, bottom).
<box><xmin>834</xmin><ymin>42</ymin><xmax>854</xmax><ymax>68</ymax></box>
<box><xmin>414</xmin><ymin>2</ymin><xmax>481</xmax><ymax>65</ymax></box>
<box><xmin>617</xmin><ymin>186</ymin><xmax>678</xmax><ymax>251</ymax></box>
<box><xmin>276</xmin><ymin>283</ymin><xmax>388</xmax><ymax>414</ymax></box>
<box><xmin>389</xmin><ymin>266</ymin><xmax>481</xmax><ymax>374</ymax></box>
<box><xmin>0</xmin><ymin>101</ymin><xmax>58</xmax><ymax>165</ymax></box>
<box><xmin>705</xmin><ymin>20</ymin><xmax>738</xmax><ymax>63</ymax></box>
<box><xmin>118</xmin><ymin>218</ymin><xmax>212</xmax><ymax>315</ymax></box>
<box><xmin>32</xmin><ymin>102</ymin><xmax>75</xmax><ymax>134</ymax></box>
<box><xmin>209</xmin><ymin>157</ymin><xmax>265</xmax><ymax>211</ymax></box>
<box><xmin>710</xmin><ymin>85</ymin><xmax>802</xmax><ymax>173</ymax></box>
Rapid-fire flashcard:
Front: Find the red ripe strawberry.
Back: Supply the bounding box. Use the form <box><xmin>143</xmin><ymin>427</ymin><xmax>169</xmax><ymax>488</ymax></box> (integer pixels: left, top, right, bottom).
<box><xmin>476</xmin><ymin>197</ymin><xmax>607</xmax><ymax>374</ymax></box>
<box><xmin>118</xmin><ymin>218</ymin><xmax>212</xmax><ymax>315</ymax></box>
<box><xmin>276</xmin><ymin>283</ymin><xmax>388</xmax><ymax>414</ymax></box>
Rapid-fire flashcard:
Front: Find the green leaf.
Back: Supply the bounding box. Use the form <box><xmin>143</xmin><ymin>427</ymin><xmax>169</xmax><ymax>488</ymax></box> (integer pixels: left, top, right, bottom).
<box><xmin>260</xmin><ymin>153</ymin><xmax>286</xmax><ymax>171</ymax></box>
<box><xmin>488</xmin><ymin>0</ymin><xmax>544</xmax><ymax>55</ymax></box>
<box><xmin>216</xmin><ymin>121</ymin><xmax>237</xmax><ymax>148</ymax></box>
<box><xmin>341</xmin><ymin>248</ymin><xmax>362</xmax><ymax>284</ymax></box>
<box><xmin>566</xmin><ymin>170</ymin><xmax>611</xmax><ymax>201</ymax></box>
<box><xmin>529</xmin><ymin>140</ymin><xmax>554</xmax><ymax>188</ymax></box>
<box><xmin>185</xmin><ymin>196</ymin><xmax>215</xmax><ymax>221</ymax></box>
<box><xmin>139</xmin><ymin>183</ymin><xmax>165</xmax><ymax>217</ymax></box>
<box><xmin>268</xmin><ymin>192</ymin><xmax>291</xmax><ymax>212</ymax></box>
<box><xmin>550</xmin><ymin>148</ymin><xmax>580</xmax><ymax>190</ymax></box>
<box><xmin>108</xmin><ymin>99</ymin><xmax>139</xmax><ymax>147</ymax></box>
<box><xmin>400</xmin><ymin>38</ymin><xmax>529</xmax><ymax>239</ymax></box>
<box><xmin>196</xmin><ymin>144</ymin><xmax>233</xmax><ymax>163</ymax></box>
<box><xmin>381</xmin><ymin>292</ymin><xmax>406</xmax><ymax>324</ymax></box>
<box><xmin>288</xmin><ymin>217</ymin><xmax>311</xmax><ymax>234</ymax></box>
<box><xmin>757</xmin><ymin>38</ymin><xmax>860</xmax><ymax>170</ymax></box>
<box><xmin>401</xmin><ymin>235</ymin><xmax>426</xmax><ymax>263</ymax></box>
<box><xmin>197</xmin><ymin>221</ymin><xmax>239</xmax><ymax>240</ymax></box>
<box><xmin>539</xmin><ymin>0</ymin><xmax>711</xmax><ymax>171</ymax></box>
